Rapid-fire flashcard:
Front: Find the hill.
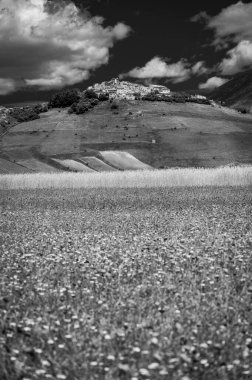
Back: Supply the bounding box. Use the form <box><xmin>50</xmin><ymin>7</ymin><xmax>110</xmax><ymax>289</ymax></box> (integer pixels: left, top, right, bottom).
<box><xmin>0</xmin><ymin>99</ymin><xmax>252</xmax><ymax>171</ymax></box>
<box><xmin>211</xmin><ymin>70</ymin><xmax>252</xmax><ymax>112</ymax></box>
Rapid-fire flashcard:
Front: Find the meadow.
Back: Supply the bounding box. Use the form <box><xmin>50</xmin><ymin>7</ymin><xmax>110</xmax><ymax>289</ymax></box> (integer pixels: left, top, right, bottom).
<box><xmin>0</xmin><ymin>185</ymin><xmax>252</xmax><ymax>380</ymax></box>
<box><xmin>0</xmin><ymin>165</ymin><xmax>252</xmax><ymax>189</ymax></box>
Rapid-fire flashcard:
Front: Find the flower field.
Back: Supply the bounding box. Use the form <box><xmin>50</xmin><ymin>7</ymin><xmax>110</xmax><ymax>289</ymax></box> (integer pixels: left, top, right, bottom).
<box><xmin>0</xmin><ymin>187</ymin><xmax>252</xmax><ymax>380</ymax></box>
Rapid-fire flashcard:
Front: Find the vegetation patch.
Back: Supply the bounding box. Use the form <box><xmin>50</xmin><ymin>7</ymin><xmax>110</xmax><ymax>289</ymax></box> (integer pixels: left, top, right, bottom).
<box><xmin>9</xmin><ymin>108</ymin><xmax>40</xmax><ymax>123</ymax></box>
<box><xmin>0</xmin><ymin>166</ymin><xmax>251</xmax><ymax>189</ymax></box>
<box><xmin>48</xmin><ymin>89</ymin><xmax>80</xmax><ymax>108</ymax></box>
<box><xmin>0</xmin><ymin>187</ymin><xmax>251</xmax><ymax>380</ymax></box>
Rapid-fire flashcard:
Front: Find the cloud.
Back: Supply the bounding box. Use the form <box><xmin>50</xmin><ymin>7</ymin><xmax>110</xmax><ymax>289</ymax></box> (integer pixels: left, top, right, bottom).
<box><xmin>191</xmin><ymin>61</ymin><xmax>209</xmax><ymax>76</ymax></box>
<box><xmin>219</xmin><ymin>40</ymin><xmax>252</xmax><ymax>74</ymax></box>
<box><xmin>0</xmin><ymin>0</ymin><xmax>131</xmax><ymax>93</ymax></box>
<box><xmin>199</xmin><ymin>76</ymin><xmax>229</xmax><ymax>90</ymax></box>
<box><xmin>192</xmin><ymin>2</ymin><xmax>252</xmax><ymax>76</ymax></box>
<box><xmin>192</xmin><ymin>1</ymin><xmax>252</xmax><ymax>47</ymax></box>
<box><xmin>123</xmin><ymin>57</ymin><xmax>209</xmax><ymax>83</ymax></box>
<box><xmin>0</xmin><ymin>78</ymin><xmax>16</xmax><ymax>95</ymax></box>
<box><xmin>208</xmin><ymin>1</ymin><xmax>252</xmax><ymax>46</ymax></box>
<box><xmin>190</xmin><ymin>11</ymin><xmax>210</xmax><ymax>23</ymax></box>
<box><xmin>123</xmin><ymin>57</ymin><xmax>191</xmax><ymax>83</ymax></box>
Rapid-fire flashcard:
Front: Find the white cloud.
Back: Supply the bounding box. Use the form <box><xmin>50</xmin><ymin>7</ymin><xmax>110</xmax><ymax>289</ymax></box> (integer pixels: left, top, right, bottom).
<box><xmin>219</xmin><ymin>40</ymin><xmax>252</xmax><ymax>74</ymax></box>
<box><xmin>199</xmin><ymin>76</ymin><xmax>229</xmax><ymax>90</ymax></box>
<box><xmin>124</xmin><ymin>57</ymin><xmax>209</xmax><ymax>83</ymax></box>
<box><xmin>124</xmin><ymin>57</ymin><xmax>191</xmax><ymax>83</ymax></box>
<box><xmin>0</xmin><ymin>78</ymin><xmax>16</xmax><ymax>95</ymax></box>
<box><xmin>0</xmin><ymin>0</ymin><xmax>131</xmax><ymax>92</ymax></box>
<box><xmin>207</xmin><ymin>1</ymin><xmax>252</xmax><ymax>45</ymax></box>
<box><xmin>192</xmin><ymin>2</ymin><xmax>252</xmax><ymax>76</ymax></box>
<box><xmin>191</xmin><ymin>61</ymin><xmax>209</xmax><ymax>76</ymax></box>
<box><xmin>192</xmin><ymin>1</ymin><xmax>252</xmax><ymax>46</ymax></box>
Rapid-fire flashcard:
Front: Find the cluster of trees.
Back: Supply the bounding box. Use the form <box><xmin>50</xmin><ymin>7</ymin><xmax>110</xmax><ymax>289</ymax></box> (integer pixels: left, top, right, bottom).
<box><xmin>9</xmin><ymin>107</ymin><xmax>40</xmax><ymax>123</ymax></box>
<box><xmin>33</xmin><ymin>103</ymin><xmax>48</xmax><ymax>114</ymax></box>
<box><xmin>9</xmin><ymin>102</ymin><xmax>49</xmax><ymax>123</ymax></box>
<box><xmin>48</xmin><ymin>88</ymin><xmax>110</xmax><ymax>115</ymax></box>
<box><xmin>48</xmin><ymin>89</ymin><xmax>80</xmax><ymax>108</ymax></box>
<box><xmin>234</xmin><ymin>105</ymin><xmax>250</xmax><ymax>114</ymax></box>
<box><xmin>142</xmin><ymin>92</ymin><xmax>211</xmax><ymax>105</ymax></box>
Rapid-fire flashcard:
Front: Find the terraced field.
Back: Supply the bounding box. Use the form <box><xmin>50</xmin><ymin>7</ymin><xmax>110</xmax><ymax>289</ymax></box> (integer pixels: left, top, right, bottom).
<box><xmin>0</xmin><ymin>187</ymin><xmax>251</xmax><ymax>380</ymax></box>
<box><xmin>0</xmin><ymin>151</ymin><xmax>151</xmax><ymax>174</ymax></box>
<box><xmin>79</xmin><ymin>156</ymin><xmax>117</xmax><ymax>172</ymax></box>
<box><xmin>100</xmin><ymin>151</ymin><xmax>152</xmax><ymax>170</ymax></box>
<box><xmin>0</xmin><ymin>158</ymin><xmax>32</xmax><ymax>174</ymax></box>
<box><xmin>52</xmin><ymin>159</ymin><xmax>95</xmax><ymax>172</ymax></box>
<box><xmin>17</xmin><ymin>158</ymin><xmax>59</xmax><ymax>173</ymax></box>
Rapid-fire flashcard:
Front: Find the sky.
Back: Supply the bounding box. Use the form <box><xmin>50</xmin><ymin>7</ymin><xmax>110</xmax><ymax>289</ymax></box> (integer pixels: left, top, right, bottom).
<box><xmin>0</xmin><ymin>0</ymin><xmax>252</xmax><ymax>104</ymax></box>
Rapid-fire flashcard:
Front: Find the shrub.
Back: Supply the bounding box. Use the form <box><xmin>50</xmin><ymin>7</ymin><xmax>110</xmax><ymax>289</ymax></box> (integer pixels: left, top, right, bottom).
<box><xmin>68</xmin><ymin>102</ymin><xmax>78</xmax><ymax>114</ymax></box>
<box><xmin>142</xmin><ymin>94</ymin><xmax>159</xmax><ymax>101</ymax></box>
<box><xmin>33</xmin><ymin>103</ymin><xmax>48</xmax><ymax>114</ymax></box>
<box><xmin>172</xmin><ymin>95</ymin><xmax>186</xmax><ymax>104</ymax></box>
<box><xmin>83</xmin><ymin>89</ymin><xmax>98</xmax><ymax>99</ymax></box>
<box><xmin>75</xmin><ymin>100</ymin><xmax>93</xmax><ymax>114</ymax></box>
<box><xmin>99</xmin><ymin>93</ymin><xmax>109</xmax><ymax>101</ymax></box>
<box><xmin>9</xmin><ymin>107</ymin><xmax>40</xmax><ymax>122</ymax></box>
<box><xmin>111</xmin><ymin>102</ymin><xmax>119</xmax><ymax>110</ymax></box>
<box><xmin>90</xmin><ymin>99</ymin><xmax>99</xmax><ymax>106</ymax></box>
<box><xmin>133</xmin><ymin>92</ymin><xmax>141</xmax><ymax>100</ymax></box>
<box><xmin>235</xmin><ymin>106</ymin><xmax>250</xmax><ymax>114</ymax></box>
<box><xmin>48</xmin><ymin>89</ymin><xmax>80</xmax><ymax>108</ymax></box>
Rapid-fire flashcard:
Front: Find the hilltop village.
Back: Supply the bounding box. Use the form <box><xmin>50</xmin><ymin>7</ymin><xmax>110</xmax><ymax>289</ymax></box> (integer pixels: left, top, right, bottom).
<box><xmin>87</xmin><ymin>78</ymin><xmax>208</xmax><ymax>103</ymax></box>
<box><xmin>88</xmin><ymin>78</ymin><xmax>171</xmax><ymax>100</ymax></box>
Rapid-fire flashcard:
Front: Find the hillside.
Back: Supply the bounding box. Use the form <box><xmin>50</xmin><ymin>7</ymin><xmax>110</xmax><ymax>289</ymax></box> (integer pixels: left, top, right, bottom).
<box><xmin>0</xmin><ymin>99</ymin><xmax>252</xmax><ymax>171</ymax></box>
<box><xmin>211</xmin><ymin>70</ymin><xmax>252</xmax><ymax>112</ymax></box>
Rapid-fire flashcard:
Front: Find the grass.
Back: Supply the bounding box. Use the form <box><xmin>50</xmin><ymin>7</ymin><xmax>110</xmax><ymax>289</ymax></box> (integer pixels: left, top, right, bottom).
<box><xmin>3</xmin><ymin>101</ymin><xmax>252</xmax><ymax>168</ymax></box>
<box><xmin>0</xmin><ymin>187</ymin><xmax>252</xmax><ymax>380</ymax></box>
<box><xmin>0</xmin><ymin>166</ymin><xmax>251</xmax><ymax>189</ymax></box>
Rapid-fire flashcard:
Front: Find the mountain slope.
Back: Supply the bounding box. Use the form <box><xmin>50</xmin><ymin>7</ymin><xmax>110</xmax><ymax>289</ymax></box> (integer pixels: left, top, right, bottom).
<box><xmin>211</xmin><ymin>70</ymin><xmax>252</xmax><ymax>112</ymax></box>
<box><xmin>1</xmin><ymin>100</ymin><xmax>252</xmax><ymax>168</ymax></box>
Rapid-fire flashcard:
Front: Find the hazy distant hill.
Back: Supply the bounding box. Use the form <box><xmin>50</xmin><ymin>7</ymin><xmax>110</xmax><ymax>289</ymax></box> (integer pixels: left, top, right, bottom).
<box><xmin>211</xmin><ymin>70</ymin><xmax>252</xmax><ymax>112</ymax></box>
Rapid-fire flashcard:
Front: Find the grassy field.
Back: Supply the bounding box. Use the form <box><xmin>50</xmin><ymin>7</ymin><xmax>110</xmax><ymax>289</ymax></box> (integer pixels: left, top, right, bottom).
<box><xmin>0</xmin><ymin>187</ymin><xmax>252</xmax><ymax>380</ymax></box>
<box><xmin>0</xmin><ymin>166</ymin><xmax>251</xmax><ymax>189</ymax></box>
<box><xmin>1</xmin><ymin>101</ymin><xmax>252</xmax><ymax>168</ymax></box>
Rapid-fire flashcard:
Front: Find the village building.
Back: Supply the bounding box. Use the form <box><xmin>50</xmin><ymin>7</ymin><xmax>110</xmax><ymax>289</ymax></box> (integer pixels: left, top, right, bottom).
<box><xmin>149</xmin><ymin>84</ymin><xmax>171</xmax><ymax>95</ymax></box>
<box><xmin>191</xmin><ymin>94</ymin><xmax>207</xmax><ymax>100</ymax></box>
<box><xmin>88</xmin><ymin>78</ymin><xmax>170</xmax><ymax>100</ymax></box>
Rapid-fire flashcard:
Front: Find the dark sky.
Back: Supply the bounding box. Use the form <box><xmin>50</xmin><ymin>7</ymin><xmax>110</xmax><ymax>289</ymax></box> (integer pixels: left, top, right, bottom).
<box><xmin>1</xmin><ymin>0</ymin><xmax>251</xmax><ymax>104</ymax></box>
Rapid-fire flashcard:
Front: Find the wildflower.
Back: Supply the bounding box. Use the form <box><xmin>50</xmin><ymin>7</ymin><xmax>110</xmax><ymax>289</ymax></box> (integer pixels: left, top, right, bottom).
<box><xmin>35</xmin><ymin>369</ymin><xmax>46</xmax><ymax>375</ymax></box>
<box><xmin>41</xmin><ymin>360</ymin><xmax>50</xmax><ymax>367</ymax></box>
<box><xmin>56</xmin><ymin>375</ymin><xmax>67</xmax><ymax>379</ymax></box>
<box><xmin>150</xmin><ymin>337</ymin><xmax>159</xmax><ymax>345</ymax></box>
<box><xmin>107</xmin><ymin>354</ymin><xmax>115</xmax><ymax>361</ymax></box>
<box><xmin>139</xmin><ymin>368</ymin><xmax>150</xmax><ymax>377</ymax></box>
<box><xmin>159</xmin><ymin>368</ymin><xmax>168</xmax><ymax>375</ymax></box>
<box><xmin>132</xmin><ymin>347</ymin><xmax>141</xmax><ymax>354</ymax></box>
<box><xmin>34</xmin><ymin>348</ymin><xmax>42</xmax><ymax>354</ymax></box>
<box><xmin>148</xmin><ymin>362</ymin><xmax>159</xmax><ymax>369</ymax></box>
<box><xmin>118</xmin><ymin>364</ymin><xmax>130</xmax><ymax>373</ymax></box>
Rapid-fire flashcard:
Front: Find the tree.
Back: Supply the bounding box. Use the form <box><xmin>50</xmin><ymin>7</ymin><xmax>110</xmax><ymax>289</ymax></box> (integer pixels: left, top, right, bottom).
<box><xmin>48</xmin><ymin>89</ymin><xmax>80</xmax><ymax>108</ymax></box>
<box><xmin>98</xmin><ymin>93</ymin><xmax>109</xmax><ymax>101</ymax></box>
<box><xmin>83</xmin><ymin>89</ymin><xmax>98</xmax><ymax>99</ymax></box>
<box><xmin>75</xmin><ymin>100</ymin><xmax>93</xmax><ymax>114</ymax></box>
<box><xmin>9</xmin><ymin>107</ymin><xmax>40</xmax><ymax>122</ymax></box>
